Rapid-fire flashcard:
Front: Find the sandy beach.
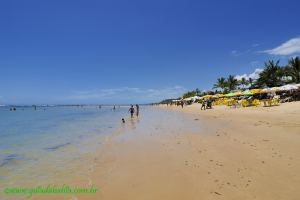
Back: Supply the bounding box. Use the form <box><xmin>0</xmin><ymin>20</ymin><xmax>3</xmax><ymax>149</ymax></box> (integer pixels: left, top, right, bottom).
<box><xmin>59</xmin><ymin>102</ymin><xmax>300</xmax><ymax>200</ymax></box>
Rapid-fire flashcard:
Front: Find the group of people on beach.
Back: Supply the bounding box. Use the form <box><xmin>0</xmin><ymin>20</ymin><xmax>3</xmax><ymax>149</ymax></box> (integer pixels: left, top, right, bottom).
<box><xmin>128</xmin><ymin>104</ymin><xmax>139</xmax><ymax>118</ymax></box>
<box><xmin>201</xmin><ymin>99</ymin><xmax>212</xmax><ymax>110</ymax></box>
<box><xmin>122</xmin><ymin>104</ymin><xmax>139</xmax><ymax>123</ymax></box>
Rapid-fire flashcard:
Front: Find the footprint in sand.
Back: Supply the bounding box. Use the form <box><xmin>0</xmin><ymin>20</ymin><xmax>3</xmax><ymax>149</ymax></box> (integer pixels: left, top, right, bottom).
<box><xmin>214</xmin><ymin>192</ymin><xmax>222</xmax><ymax>195</ymax></box>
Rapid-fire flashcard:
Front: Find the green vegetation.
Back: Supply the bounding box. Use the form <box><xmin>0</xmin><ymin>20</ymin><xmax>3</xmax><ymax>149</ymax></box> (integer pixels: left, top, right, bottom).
<box><xmin>160</xmin><ymin>56</ymin><xmax>300</xmax><ymax>103</ymax></box>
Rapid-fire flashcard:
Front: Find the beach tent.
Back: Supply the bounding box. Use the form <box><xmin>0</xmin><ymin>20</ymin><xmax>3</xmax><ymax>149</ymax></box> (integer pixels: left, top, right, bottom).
<box><xmin>242</xmin><ymin>90</ymin><xmax>253</xmax><ymax>96</ymax></box>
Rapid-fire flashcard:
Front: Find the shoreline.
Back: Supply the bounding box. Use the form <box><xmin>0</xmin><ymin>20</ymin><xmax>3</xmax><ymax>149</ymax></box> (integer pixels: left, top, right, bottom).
<box><xmin>31</xmin><ymin>103</ymin><xmax>300</xmax><ymax>199</ymax></box>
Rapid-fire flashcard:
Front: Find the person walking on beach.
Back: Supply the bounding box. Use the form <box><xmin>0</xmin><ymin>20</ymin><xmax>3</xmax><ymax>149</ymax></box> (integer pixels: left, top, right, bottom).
<box><xmin>201</xmin><ymin>100</ymin><xmax>206</xmax><ymax>110</ymax></box>
<box><xmin>181</xmin><ymin>101</ymin><xmax>184</xmax><ymax>108</ymax></box>
<box><xmin>128</xmin><ymin>105</ymin><xmax>135</xmax><ymax>118</ymax></box>
<box><xmin>135</xmin><ymin>104</ymin><xmax>139</xmax><ymax>117</ymax></box>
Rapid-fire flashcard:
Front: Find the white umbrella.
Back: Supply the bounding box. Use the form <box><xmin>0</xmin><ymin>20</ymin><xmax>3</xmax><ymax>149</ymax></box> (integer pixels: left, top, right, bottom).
<box><xmin>261</xmin><ymin>88</ymin><xmax>272</xmax><ymax>93</ymax></box>
<box><xmin>279</xmin><ymin>84</ymin><xmax>298</xmax><ymax>91</ymax></box>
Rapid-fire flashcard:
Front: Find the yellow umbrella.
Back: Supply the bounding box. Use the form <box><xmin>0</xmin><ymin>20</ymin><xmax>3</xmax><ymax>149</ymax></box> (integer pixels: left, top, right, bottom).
<box><xmin>250</xmin><ymin>89</ymin><xmax>262</xmax><ymax>94</ymax></box>
<box><xmin>233</xmin><ymin>91</ymin><xmax>242</xmax><ymax>96</ymax></box>
<box><xmin>211</xmin><ymin>94</ymin><xmax>224</xmax><ymax>98</ymax></box>
<box><xmin>202</xmin><ymin>95</ymin><xmax>212</xmax><ymax>99</ymax></box>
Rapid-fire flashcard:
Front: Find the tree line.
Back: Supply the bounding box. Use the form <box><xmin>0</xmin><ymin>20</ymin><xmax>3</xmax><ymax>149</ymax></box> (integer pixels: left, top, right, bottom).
<box><xmin>182</xmin><ymin>57</ymin><xmax>300</xmax><ymax>99</ymax></box>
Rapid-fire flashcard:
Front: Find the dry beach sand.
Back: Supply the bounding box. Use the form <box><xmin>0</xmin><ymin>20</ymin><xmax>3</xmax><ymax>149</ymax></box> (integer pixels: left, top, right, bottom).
<box><xmin>32</xmin><ymin>102</ymin><xmax>300</xmax><ymax>200</ymax></box>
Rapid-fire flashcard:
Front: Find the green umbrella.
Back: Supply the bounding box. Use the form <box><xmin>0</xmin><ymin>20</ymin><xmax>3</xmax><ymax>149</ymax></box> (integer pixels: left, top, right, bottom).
<box><xmin>242</xmin><ymin>90</ymin><xmax>253</xmax><ymax>96</ymax></box>
<box><xmin>225</xmin><ymin>92</ymin><xmax>235</xmax><ymax>97</ymax></box>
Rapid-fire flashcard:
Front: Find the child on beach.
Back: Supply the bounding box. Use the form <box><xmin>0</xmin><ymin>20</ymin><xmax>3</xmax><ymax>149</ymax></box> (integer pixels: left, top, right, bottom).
<box><xmin>201</xmin><ymin>100</ymin><xmax>206</xmax><ymax>110</ymax></box>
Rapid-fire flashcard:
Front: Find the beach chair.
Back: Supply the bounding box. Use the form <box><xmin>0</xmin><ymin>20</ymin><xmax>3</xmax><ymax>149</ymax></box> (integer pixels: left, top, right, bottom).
<box><xmin>272</xmin><ymin>96</ymin><xmax>280</xmax><ymax>106</ymax></box>
<box><xmin>252</xmin><ymin>99</ymin><xmax>260</xmax><ymax>107</ymax></box>
<box><xmin>241</xmin><ymin>99</ymin><xmax>249</xmax><ymax>107</ymax></box>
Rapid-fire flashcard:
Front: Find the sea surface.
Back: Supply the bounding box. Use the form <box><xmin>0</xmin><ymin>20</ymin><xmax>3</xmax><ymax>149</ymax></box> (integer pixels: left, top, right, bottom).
<box><xmin>0</xmin><ymin>105</ymin><xmax>203</xmax><ymax>195</ymax></box>
<box><xmin>0</xmin><ymin>106</ymin><xmax>129</xmax><ymax>187</ymax></box>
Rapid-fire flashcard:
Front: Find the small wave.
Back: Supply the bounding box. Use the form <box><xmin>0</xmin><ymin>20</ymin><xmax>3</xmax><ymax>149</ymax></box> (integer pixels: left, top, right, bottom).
<box><xmin>0</xmin><ymin>154</ymin><xmax>21</xmax><ymax>167</ymax></box>
<box><xmin>44</xmin><ymin>142</ymin><xmax>71</xmax><ymax>151</ymax></box>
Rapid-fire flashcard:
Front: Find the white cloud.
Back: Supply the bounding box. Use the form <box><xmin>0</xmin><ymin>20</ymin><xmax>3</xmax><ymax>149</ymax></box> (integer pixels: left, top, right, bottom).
<box><xmin>235</xmin><ymin>68</ymin><xmax>263</xmax><ymax>81</ymax></box>
<box><xmin>66</xmin><ymin>86</ymin><xmax>186</xmax><ymax>102</ymax></box>
<box><xmin>263</xmin><ymin>36</ymin><xmax>300</xmax><ymax>56</ymax></box>
<box><xmin>231</xmin><ymin>50</ymin><xmax>240</xmax><ymax>56</ymax></box>
<box><xmin>231</xmin><ymin>44</ymin><xmax>260</xmax><ymax>56</ymax></box>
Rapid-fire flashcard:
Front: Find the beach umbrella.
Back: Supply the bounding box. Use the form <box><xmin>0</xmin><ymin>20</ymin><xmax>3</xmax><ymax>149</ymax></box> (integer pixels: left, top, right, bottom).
<box><xmin>201</xmin><ymin>95</ymin><xmax>212</xmax><ymax>99</ymax></box>
<box><xmin>183</xmin><ymin>97</ymin><xmax>192</xmax><ymax>101</ymax></box>
<box><xmin>261</xmin><ymin>88</ymin><xmax>272</xmax><ymax>93</ymax></box>
<box><xmin>212</xmin><ymin>94</ymin><xmax>224</xmax><ymax>98</ymax></box>
<box><xmin>233</xmin><ymin>91</ymin><xmax>242</xmax><ymax>96</ymax></box>
<box><xmin>225</xmin><ymin>92</ymin><xmax>235</xmax><ymax>97</ymax></box>
<box><xmin>270</xmin><ymin>87</ymin><xmax>281</xmax><ymax>92</ymax></box>
<box><xmin>250</xmin><ymin>89</ymin><xmax>262</xmax><ymax>94</ymax></box>
<box><xmin>279</xmin><ymin>84</ymin><xmax>298</xmax><ymax>91</ymax></box>
<box><xmin>242</xmin><ymin>90</ymin><xmax>253</xmax><ymax>96</ymax></box>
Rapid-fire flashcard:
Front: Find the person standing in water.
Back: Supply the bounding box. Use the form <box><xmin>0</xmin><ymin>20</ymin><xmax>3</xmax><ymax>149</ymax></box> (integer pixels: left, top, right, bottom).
<box><xmin>135</xmin><ymin>104</ymin><xmax>139</xmax><ymax>117</ymax></box>
<box><xmin>128</xmin><ymin>105</ymin><xmax>135</xmax><ymax>118</ymax></box>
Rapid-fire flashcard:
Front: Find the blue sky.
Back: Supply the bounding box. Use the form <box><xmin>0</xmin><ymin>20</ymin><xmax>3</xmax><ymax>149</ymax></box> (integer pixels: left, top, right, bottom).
<box><xmin>1</xmin><ymin>0</ymin><xmax>300</xmax><ymax>104</ymax></box>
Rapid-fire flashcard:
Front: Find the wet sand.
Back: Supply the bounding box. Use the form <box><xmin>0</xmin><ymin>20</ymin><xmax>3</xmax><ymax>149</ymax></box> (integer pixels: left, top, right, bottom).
<box><xmin>28</xmin><ymin>102</ymin><xmax>300</xmax><ymax>199</ymax></box>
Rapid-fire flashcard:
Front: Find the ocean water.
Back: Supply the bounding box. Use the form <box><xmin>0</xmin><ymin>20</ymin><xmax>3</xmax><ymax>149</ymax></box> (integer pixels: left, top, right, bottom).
<box><xmin>0</xmin><ymin>105</ymin><xmax>129</xmax><ymax>188</ymax></box>
<box><xmin>0</xmin><ymin>105</ymin><xmax>204</xmax><ymax>197</ymax></box>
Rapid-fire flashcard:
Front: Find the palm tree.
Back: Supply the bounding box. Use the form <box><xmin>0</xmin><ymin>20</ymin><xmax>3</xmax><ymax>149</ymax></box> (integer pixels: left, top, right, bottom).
<box><xmin>256</xmin><ymin>60</ymin><xmax>282</xmax><ymax>87</ymax></box>
<box><xmin>213</xmin><ymin>77</ymin><xmax>227</xmax><ymax>93</ymax></box>
<box><xmin>195</xmin><ymin>88</ymin><xmax>201</xmax><ymax>96</ymax></box>
<box><xmin>288</xmin><ymin>57</ymin><xmax>300</xmax><ymax>83</ymax></box>
<box><xmin>239</xmin><ymin>77</ymin><xmax>249</xmax><ymax>90</ymax></box>
<box><xmin>248</xmin><ymin>78</ymin><xmax>254</xmax><ymax>88</ymax></box>
<box><xmin>227</xmin><ymin>75</ymin><xmax>238</xmax><ymax>91</ymax></box>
